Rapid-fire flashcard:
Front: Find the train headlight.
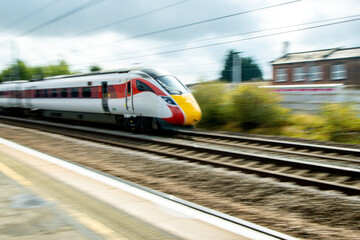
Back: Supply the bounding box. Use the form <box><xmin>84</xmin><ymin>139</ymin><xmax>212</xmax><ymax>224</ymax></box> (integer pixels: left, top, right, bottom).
<box><xmin>161</xmin><ymin>96</ymin><xmax>176</xmax><ymax>105</ymax></box>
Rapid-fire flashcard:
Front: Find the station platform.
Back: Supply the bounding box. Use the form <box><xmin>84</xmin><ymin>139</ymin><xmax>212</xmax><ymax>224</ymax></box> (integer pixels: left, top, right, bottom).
<box><xmin>0</xmin><ymin>138</ymin><xmax>256</xmax><ymax>240</ymax></box>
<box><xmin>0</xmin><ymin>136</ymin><xmax>298</xmax><ymax>240</ymax></box>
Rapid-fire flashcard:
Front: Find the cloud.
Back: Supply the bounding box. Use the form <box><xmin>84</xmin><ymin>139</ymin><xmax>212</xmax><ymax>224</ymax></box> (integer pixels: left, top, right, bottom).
<box><xmin>0</xmin><ymin>0</ymin><xmax>359</xmax><ymax>84</ymax></box>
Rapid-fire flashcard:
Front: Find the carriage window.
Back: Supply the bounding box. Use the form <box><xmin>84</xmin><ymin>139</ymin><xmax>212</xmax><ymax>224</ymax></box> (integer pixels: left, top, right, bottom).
<box><xmin>51</xmin><ymin>89</ymin><xmax>57</xmax><ymax>97</ymax></box>
<box><xmin>36</xmin><ymin>90</ymin><xmax>41</xmax><ymax>98</ymax></box>
<box><xmin>43</xmin><ymin>89</ymin><xmax>48</xmax><ymax>98</ymax></box>
<box><xmin>136</xmin><ymin>80</ymin><xmax>155</xmax><ymax>93</ymax></box>
<box><xmin>71</xmin><ymin>88</ymin><xmax>79</xmax><ymax>97</ymax></box>
<box><xmin>82</xmin><ymin>87</ymin><xmax>92</xmax><ymax>98</ymax></box>
<box><xmin>61</xmin><ymin>88</ymin><xmax>68</xmax><ymax>97</ymax></box>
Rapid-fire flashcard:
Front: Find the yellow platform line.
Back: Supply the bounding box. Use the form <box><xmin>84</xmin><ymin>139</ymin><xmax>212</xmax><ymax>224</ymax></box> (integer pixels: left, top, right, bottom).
<box><xmin>0</xmin><ymin>155</ymin><xmax>125</xmax><ymax>240</ymax></box>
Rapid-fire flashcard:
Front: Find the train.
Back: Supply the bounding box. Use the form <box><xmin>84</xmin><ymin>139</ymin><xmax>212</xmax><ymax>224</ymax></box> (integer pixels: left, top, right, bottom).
<box><xmin>0</xmin><ymin>67</ymin><xmax>202</xmax><ymax>131</ymax></box>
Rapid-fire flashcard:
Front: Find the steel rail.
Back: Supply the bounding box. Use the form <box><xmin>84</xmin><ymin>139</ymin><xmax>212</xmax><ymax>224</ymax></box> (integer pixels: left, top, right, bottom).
<box><xmin>1</xmin><ymin>116</ymin><xmax>360</xmax><ymax>195</ymax></box>
<box><xmin>0</xmin><ymin>137</ymin><xmax>298</xmax><ymax>240</ymax></box>
<box><xmin>175</xmin><ymin>129</ymin><xmax>360</xmax><ymax>162</ymax></box>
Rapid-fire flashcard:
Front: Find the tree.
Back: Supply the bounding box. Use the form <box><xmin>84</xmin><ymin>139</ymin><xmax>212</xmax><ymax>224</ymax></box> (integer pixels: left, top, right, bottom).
<box><xmin>220</xmin><ymin>50</ymin><xmax>263</xmax><ymax>82</ymax></box>
<box><xmin>0</xmin><ymin>59</ymin><xmax>72</xmax><ymax>82</ymax></box>
<box><xmin>90</xmin><ymin>65</ymin><xmax>102</xmax><ymax>72</ymax></box>
<box><xmin>0</xmin><ymin>60</ymin><xmax>31</xmax><ymax>82</ymax></box>
<box><xmin>41</xmin><ymin>60</ymin><xmax>71</xmax><ymax>78</ymax></box>
<box><xmin>241</xmin><ymin>57</ymin><xmax>263</xmax><ymax>81</ymax></box>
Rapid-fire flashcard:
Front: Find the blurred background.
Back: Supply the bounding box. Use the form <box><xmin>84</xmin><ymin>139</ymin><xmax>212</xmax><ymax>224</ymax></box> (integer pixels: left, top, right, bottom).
<box><xmin>0</xmin><ymin>0</ymin><xmax>359</xmax><ymax>84</ymax></box>
<box><xmin>1</xmin><ymin>0</ymin><xmax>359</xmax><ymax>143</ymax></box>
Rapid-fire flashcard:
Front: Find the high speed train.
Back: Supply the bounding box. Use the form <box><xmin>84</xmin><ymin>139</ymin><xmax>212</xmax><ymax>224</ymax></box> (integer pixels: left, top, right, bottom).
<box><xmin>0</xmin><ymin>68</ymin><xmax>202</xmax><ymax>131</ymax></box>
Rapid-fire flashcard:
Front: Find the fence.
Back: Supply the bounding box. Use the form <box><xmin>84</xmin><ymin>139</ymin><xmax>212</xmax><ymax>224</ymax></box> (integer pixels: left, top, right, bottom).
<box><xmin>260</xmin><ymin>84</ymin><xmax>360</xmax><ymax>113</ymax></box>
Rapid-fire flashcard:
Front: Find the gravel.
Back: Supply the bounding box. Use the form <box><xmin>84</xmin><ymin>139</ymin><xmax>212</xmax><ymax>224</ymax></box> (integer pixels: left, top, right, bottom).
<box><xmin>0</xmin><ymin>123</ymin><xmax>359</xmax><ymax>240</ymax></box>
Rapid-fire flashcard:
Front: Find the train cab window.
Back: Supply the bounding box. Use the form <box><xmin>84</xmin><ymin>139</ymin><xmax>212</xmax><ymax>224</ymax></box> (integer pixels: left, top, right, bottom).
<box><xmin>51</xmin><ymin>89</ymin><xmax>58</xmax><ymax>97</ymax></box>
<box><xmin>61</xmin><ymin>88</ymin><xmax>68</xmax><ymax>98</ymax></box>
<box><xmin>155</xmin><ymin>76</ymin><xmax>189</xmax><ymax>95</ymax></box>
<box><xmin>71</xmin><ymin>88</ymin><xmax>79</xmax><ymax>97</ymax></box>
<box><xmin>82</xmin><ymin>87</ymin><xmax>92</xmax><ymax>98</ymax></box>
<box><xmin>136</xmin><ymin>80</ymin><xmax>155</xmax><ymax>93</ymax></box>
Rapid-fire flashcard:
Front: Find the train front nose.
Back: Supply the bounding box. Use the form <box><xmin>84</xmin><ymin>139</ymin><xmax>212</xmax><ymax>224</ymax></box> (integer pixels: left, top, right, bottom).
<box><xmin>172</xmin><ymin>94</ymin><xmax>202</xmax><ymax>125</ymax></box>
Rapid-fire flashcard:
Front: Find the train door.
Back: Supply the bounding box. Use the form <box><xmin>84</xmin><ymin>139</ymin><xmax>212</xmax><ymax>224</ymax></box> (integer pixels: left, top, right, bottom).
<box><xmin>101</xmin><ymin>81</ymin><xmax>110</xmax><ymax>113</ymax></box>
<box><xmin>125</xmin><ymin>79</ymin><xmax>134</xmax><ymax>113</ymax></box>
<box><xmin>25</xmin><ymin>86</ymin><xmax>34</xmax><ymax>108</ymax></box>
<box><xmin>15</xmin><ymin>84</ymin><xmax>23</xmax><ymax>108</ymax></box>
<box><xmin>25</xmin><ymin>87</ymin><xmax>35</xmax><ymax>108</ymax></box>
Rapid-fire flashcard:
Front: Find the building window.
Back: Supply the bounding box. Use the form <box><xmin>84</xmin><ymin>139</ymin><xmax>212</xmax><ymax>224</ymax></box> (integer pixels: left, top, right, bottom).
<box><xmin>309</xmin><ymin>65</ymin><xmax>322</xmax><ymax>81</ymax></box>
<box><xmin>293</xmin><ymin>67</ymin><xmax>305</xmax><ymax>82</ymax></box>
<box><xmin>275</xmin><ymin>68</ymin><xmax>287</xmax><ymax>82</ymax></box>
<box><xmin>331</xmin><ymin>63</ymin><xmax>346</xmax><ymax>80</ymax></box>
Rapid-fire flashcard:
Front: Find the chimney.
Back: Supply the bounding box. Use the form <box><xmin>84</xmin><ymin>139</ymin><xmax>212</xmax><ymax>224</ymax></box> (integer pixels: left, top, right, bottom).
<box><xmin>283</xmin><ymin>41</ymin><xmax>290</xmax><ymax>56</ymax></box>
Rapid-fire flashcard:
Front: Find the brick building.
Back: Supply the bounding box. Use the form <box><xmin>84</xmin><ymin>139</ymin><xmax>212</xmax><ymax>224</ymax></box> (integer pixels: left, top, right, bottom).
<box><xmin>271</xmin><ymin>47</ymin><xmax>360</xmax><ymax>86</ymax></box>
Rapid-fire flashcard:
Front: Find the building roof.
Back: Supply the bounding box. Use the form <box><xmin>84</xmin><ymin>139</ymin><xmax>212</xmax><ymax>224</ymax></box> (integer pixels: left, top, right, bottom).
<box><xmin>271</xmin><ymin>47</ymin><xmax>360</xmax><ymax>65</ymax></box>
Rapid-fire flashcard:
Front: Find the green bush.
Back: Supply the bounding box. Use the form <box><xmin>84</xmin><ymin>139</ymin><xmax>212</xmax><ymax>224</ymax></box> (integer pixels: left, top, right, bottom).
<box><xmin>320</xmin><ymin>103</ymin><xmax>360</xmax><ymax>143</ymax></box>
<box><xmin>283</xmin><ymin>113</ymin><xmax>328</xmax><ymax>140</ymax></box>
<box><xmin>228</xmin><ymin>85</ymin><xmax>289</xmax><ymax>131</ymax></box>
<box><xmin>192</xmin><ymin>82</ymin><xmax>229</xmax><ymax>128</ymax></box>
<box><xmin>192</xmin><ymin>82</ymin><xmax>359</xmax><ymax>145</ymax></box>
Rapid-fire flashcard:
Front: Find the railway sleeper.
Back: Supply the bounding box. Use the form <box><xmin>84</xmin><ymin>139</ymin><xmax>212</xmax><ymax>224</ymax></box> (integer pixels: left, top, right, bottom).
<box><xmin>313</xmin><ymin>172</ymin><xmax>331</xmax><ymax>180</ymax></box>
<box><xmin>331</xmin><ymin>176</ymin><xmax>351</xmax><ymax>183</ymax></box>
<box><xmin>287</xmin><ymin>169</ymin><xmax>311</xmax><ymax>176</ymax></box>
<box><xmin>218</xmin><ymin>156</ymin><xmax>232</xmax><ymax>162</ymax></box>
<box><xmin>242</xmin><ymin>161</ymin><xmax>259</xmax><ymax>167</ymax></box>
<box><xmin>342</xmin><ymin>179</ymin><xmax>360</xmax><ymax>187</ymax></box>
<box><xmin>276</xmin><ymin>166</ymin><xmax>293</xmax><ymax>172</ymax></box>
<box><xmin>259</xmin><ymin>163</ymin><xmax>277</xmax><ymax>170</ymax></box>
<box><xmin>232</xmin><ymin>159</ymin><xmax>246</xmax><ymax>164</ymax></box>
<box><xmin>193</xmin><ymin>152</ymin><xmax>208</xmax><ymax>158</ymax></box>
<box><xmin>204</xmin><ymin>154</ymin><xmax>221</xmax><ymax>160</ymax></box>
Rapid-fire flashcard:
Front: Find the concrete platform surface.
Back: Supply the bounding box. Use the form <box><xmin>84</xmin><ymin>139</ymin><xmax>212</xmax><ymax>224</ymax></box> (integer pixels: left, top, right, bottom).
<box><xmin>0</xmin><ymin>138</ymin><xmax>258</xmax><ymax>240</ymax></box>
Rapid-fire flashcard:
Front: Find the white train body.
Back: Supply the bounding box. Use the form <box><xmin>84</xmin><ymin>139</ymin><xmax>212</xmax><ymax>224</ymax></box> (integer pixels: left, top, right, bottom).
<box><xmin>0</xmin><ymin>68</ymin><xmax>202</xmax><ymax>129</ymax></box>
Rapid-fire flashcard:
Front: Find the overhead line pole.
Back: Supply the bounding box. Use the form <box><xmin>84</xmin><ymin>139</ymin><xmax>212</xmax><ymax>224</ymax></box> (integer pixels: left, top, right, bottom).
<box><xmin>11</xmin><ymin>40</ymin><xmax>20</xmax><ymax>81</ymax></box>
<box><xmin>232</xmin><ymin>52</ymin><xmax>242</xmax><ymax>84</ymax></box>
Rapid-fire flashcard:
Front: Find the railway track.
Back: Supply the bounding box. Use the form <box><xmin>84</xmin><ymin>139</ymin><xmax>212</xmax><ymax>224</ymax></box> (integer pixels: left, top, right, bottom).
<box><xmin>1</xmin><ymin>116</ymin><xmax>360</xmax><ymax>196</ymax></box>
<box><xmin>0</xmin><ymin>137</ymin><xmax>298</xmax><ymax>240</ymax></box>
<box><xmin>174</xmin><ymin>129</ymin><xmax>360</xmax><ymax>166</ymax></box>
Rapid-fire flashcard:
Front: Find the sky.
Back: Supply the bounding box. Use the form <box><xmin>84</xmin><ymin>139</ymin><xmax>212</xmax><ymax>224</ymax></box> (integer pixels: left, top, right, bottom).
<box><xmin>0</xmin><ymin>0</ymin><xmax>359</xmax><ymax>84</ymax></box>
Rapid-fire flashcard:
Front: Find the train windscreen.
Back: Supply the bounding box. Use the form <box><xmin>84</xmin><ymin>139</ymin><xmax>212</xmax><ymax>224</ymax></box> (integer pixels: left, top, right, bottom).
<box><xmin>155</xmin><ymin>76</ymin><xmax>189</xmax><ymax>95</ymax></box>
